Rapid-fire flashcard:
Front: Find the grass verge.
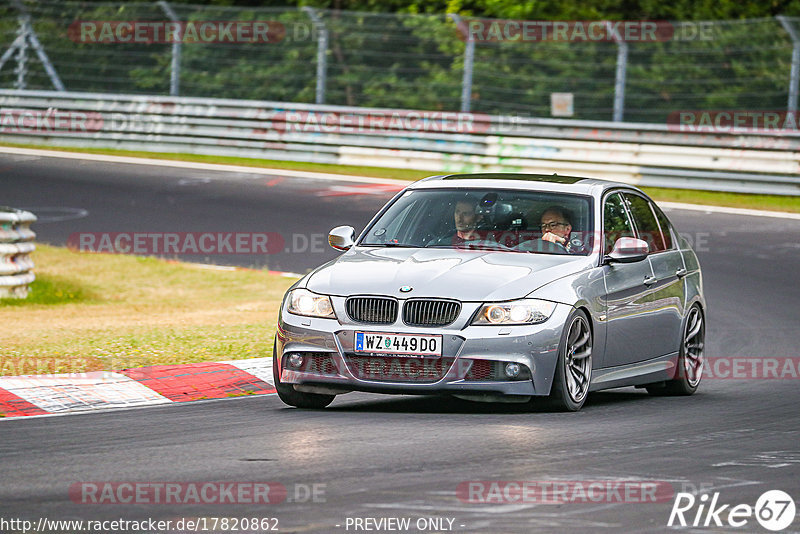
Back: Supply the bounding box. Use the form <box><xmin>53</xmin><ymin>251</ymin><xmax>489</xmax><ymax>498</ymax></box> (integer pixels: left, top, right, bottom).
<box><xmin>3</xmin><ymin>142</ymin><xmax>798</xmax><ymax>213</ymax></box>
<box><xmin>0</xmin><ymin>245</ymin><xmax>297</xmax><ymax>376</ymax></box>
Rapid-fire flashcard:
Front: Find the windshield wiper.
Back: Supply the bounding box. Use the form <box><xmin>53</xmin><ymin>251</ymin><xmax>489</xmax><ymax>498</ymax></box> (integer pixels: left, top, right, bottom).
<box><xmin>364</xmin><ymin>242</ymin><xmax>417</xmax><ymax>248</ymax></box>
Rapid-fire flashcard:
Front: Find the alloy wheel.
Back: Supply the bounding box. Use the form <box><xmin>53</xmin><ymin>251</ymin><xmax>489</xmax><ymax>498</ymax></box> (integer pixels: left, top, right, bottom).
<box><xmin>565</xmin><ymin>315</ymin><xmax>592</xmax><ymax>403</ymax></box>
<box><xmin>683</xmin><ymin>306</ymin><xmax>705</xmax><ymax>387</ymax></box>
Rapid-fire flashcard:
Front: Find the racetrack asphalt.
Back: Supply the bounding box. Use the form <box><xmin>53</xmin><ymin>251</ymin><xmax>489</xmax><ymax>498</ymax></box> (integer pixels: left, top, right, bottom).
<box><xmin>1</xmin><ymin>152</ymin><xmax>799</xmax><ymax>533</ymax></box>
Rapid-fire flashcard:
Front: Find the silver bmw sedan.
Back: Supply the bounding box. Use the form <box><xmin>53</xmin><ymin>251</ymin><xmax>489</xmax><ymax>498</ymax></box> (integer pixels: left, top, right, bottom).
<box><xmin>273</xmin><ymin>173</ymin><xmax>705</xmax><ymax>411</ymax></box>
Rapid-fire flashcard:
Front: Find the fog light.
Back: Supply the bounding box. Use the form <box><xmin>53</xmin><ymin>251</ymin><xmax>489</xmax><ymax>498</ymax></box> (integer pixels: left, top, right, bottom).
<box><xmin>287</xmin><ymin>353</ymin><xmax>304</xmax><ymax>369</ymax></box>
<box><xmin>504</xmin><ymin>362</ymin><xmax>521</xmax><ymax>378</ymax></box>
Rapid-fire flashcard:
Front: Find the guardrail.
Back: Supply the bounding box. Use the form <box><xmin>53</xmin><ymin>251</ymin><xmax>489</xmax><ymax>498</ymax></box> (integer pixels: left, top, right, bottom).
<box><xmin>0</xmin><ymin>206</ymin><xmax>36</xmax><ymax>299</ymax></box>
<box><xmin>0</xmin><ymin>89</ymin><xmax>799</xmax><ymax>195</ymax></box>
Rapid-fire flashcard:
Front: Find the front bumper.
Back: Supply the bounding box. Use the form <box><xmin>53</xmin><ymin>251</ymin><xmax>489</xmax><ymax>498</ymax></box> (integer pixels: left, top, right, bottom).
<box><xmin>275</xmin><ymin>300</ymin><xmax>571</xmax><ymax>397</ymax></box>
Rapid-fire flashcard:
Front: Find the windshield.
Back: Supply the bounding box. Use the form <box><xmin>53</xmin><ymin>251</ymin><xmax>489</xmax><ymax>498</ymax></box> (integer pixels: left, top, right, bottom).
<box><xmin>361</xmin><ymin>188</ymin><xmax>595</xmax><ymax>255</ymax></box>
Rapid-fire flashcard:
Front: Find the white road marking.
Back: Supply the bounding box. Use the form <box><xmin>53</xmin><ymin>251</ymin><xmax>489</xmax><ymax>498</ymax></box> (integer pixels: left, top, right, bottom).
<box><xmin>177</xmin><ymin>177</ymin><xmax>212</xmax><ymax>186</ymax></box>
<box><xmin>660</xmin><ymin>201</ymin><xmax>800</xmax><ymax>220</ymax></box>
<box><xmin>2</xmin><ymin>145</ymin><xmax>795</xmax><ymax>220</ymax></box>
<box><xmin>14</xmin><ymin>207</ymin><xmax>88</xmax><ymax>223</ymax></box>
<box><xmin>0</xmin><ymin>145</ymin><xmax>410</xmax><ymax>185</ymax></box>
<box><xmin>0</xmin><ymin>372</ymin><xmax>172</xmax><ymax>413</ymax></box>
<box><xmin>712</xmin><ymin>451</ymin><xmax>800</xmax><ymax>469</ymax></box>
<box><xmin>222</xmin><ymin>357</ymin><xmax>274</xmax><ymax>386</ymax></box>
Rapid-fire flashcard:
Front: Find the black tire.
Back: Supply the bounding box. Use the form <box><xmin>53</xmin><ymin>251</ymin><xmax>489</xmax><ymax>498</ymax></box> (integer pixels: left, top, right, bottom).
<box><xmin>647</xmin><ymin>304</ymin><xmax>704</xmax><ymax>396</ymax></box>
<box><xmin>545</xmin><ymin>309</ymin><xmax>593</xmax><ymax>412</ymax></box>
<box><xmin>272</xmin><ymin>342</ymin><xmax>335</xmax><ymax>409</ymax></box>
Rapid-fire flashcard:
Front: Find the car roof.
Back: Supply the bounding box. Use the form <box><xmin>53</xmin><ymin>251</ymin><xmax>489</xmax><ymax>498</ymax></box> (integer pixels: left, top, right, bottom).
<box><xmin>408</xmin><ymin>173</ymin><xmax>645</xmax><ymax>197</ymax></box>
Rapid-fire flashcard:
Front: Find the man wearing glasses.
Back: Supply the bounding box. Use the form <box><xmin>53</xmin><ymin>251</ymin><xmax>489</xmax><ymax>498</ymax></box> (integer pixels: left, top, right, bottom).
<box><xmin>540</xmin><ymin>206</ymin><xmax>574</xmax><ymax>252</ymax></box>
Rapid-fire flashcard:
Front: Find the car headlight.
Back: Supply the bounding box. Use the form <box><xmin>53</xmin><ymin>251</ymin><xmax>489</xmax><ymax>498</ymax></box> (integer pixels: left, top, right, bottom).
<box><xmin>287</xmin><ymin>288</ymin><xmax>336</xmax><ymax>319</ymax></box>
<box><xmin>472</xmin><ymin>299</ymin><xmax>556</xmax><ymax>325</ymax></box>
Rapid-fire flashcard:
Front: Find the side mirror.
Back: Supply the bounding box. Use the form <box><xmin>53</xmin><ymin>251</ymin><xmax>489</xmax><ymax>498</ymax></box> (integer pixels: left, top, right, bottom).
<box><xmin>328</xmin><ymin>225</ymin><xmax>356</xmax><ymax>251</ymax></box>
<box><xmin>605</xmin><ymin>237</ymin><xmax>649</xmax><ymax>263</ymax></box>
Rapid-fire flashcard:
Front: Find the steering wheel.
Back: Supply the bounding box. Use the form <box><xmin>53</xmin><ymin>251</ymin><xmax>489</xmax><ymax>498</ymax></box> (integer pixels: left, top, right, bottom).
<box><xmin>520</xmin><ymin>237</ymin><xmax>568</xmax><ymax>254</ymax></box>
<box><xmin>424</xmin><ymin>233</ymin><xmax>452</xmax><ymax>247</ymax></box>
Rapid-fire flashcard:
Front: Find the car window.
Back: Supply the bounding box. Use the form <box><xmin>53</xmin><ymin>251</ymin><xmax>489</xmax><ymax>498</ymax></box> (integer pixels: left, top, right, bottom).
<box><xmin>624</xmin><ymin>193</ymin><xmax>666</xmax><ymax>253</ymax></box>
<box><xmin>651</xmin><ymin>203</ymin><xmax>675</xmax><ymax>250</ymax></box>
<box><xmin>360</xmin><ymin>188</ymin><xmax>595</xmax><ymax>255</ymax></box>
<box><xmin>603</xmin><ymin>192</ymin><xmax>635</xmax><ymax>254</ymax></box>
<box><xmin>364</xmin><ymin>193</ymin><xmax>424</xmax><ymax>245</ymax></box>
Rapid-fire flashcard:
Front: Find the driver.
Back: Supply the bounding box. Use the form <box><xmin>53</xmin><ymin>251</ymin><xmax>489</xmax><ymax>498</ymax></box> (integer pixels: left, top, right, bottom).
<box><xmin>540</xmin><ymin>206</ymin><xmax>574</xmax><ymax>252</ymax></box>
<box><xmin>451</xmin><ymin>199</ymin><xmax>485</xmax><ymax>246</ymax></box>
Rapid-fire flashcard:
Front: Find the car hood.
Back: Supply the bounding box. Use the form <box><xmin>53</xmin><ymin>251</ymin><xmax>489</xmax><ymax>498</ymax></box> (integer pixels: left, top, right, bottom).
<box><xmin>305</xmin><ymin>247</ymin><xmax>593</xmax><ymax>302</ymax></box>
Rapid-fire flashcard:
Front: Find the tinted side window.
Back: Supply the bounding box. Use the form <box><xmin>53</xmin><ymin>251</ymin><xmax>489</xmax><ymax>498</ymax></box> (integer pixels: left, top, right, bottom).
<box><xmin>624</xmin><ymin>193</ymin><xmax>666</xmax><ymax>253</ymax></box>
<box><xmin>603</xmin><ymin>193</ymin><xmax>635</xmax><ymax>254</ymax></box>
<box><xmin>651</xmin><ymin>203</ymin><xmax>675</xmax><ymax>250</ymax></box>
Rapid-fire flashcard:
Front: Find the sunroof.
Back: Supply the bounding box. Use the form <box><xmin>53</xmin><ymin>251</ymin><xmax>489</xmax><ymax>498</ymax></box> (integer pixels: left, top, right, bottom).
<box><xmin>441</xmin><ymin>173</ymin><xmax>589</xmax><ymax>184</ymax></box>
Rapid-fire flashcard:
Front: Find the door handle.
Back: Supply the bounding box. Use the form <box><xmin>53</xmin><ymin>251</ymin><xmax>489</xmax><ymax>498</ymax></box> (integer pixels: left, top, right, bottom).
<box><xmin>676</xmin><ymin>268</ymin><xmax>688</xmax><ymax>278</ymax></box>
<box><xmin>643</xmin><ymin>275</ymin><xmax>657</xmax><ymax>286</ymax></box>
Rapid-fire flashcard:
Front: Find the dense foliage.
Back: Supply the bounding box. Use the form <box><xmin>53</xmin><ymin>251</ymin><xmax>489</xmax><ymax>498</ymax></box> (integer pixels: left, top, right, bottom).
<box><xmin>1</xmin><ymin>0</ymin><xmax>798</xmax><ymax>121</ymax></box>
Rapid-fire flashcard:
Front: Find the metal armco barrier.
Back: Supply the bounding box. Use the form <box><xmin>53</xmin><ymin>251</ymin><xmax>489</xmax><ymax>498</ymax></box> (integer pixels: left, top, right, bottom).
<box><xmin>0</xmin><ymin>206</ymin><xmax>36</xmax><ymax>299</ymax></box>
<box><xmin>0</xmin><ymin>89</ymin><xmax>799</xmax><ymax>195</ymax></box>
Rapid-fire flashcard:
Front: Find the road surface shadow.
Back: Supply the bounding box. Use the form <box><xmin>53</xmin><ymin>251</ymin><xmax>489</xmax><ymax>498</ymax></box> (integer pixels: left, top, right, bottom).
<box><xmin>317</xmin><ymin>388</ymin><xmax>664</xmax><ymax>415</ymax></box>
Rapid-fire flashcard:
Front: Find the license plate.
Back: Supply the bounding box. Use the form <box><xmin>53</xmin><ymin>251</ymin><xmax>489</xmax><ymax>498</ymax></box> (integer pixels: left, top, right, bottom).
<box><xmin>354</xmin><ymin>332</ymin><xmax>442</xmax><ymax>357</ymax></box>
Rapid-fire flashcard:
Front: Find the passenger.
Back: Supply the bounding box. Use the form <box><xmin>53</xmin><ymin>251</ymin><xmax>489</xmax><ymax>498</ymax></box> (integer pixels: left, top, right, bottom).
<box><xmin>540</xmin><ymin>206</ymin><xmax>575</xmax><ymax>252</ymax></box>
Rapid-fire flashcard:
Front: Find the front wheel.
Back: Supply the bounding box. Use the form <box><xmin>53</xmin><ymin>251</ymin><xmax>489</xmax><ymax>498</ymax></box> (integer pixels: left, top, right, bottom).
<box><xmin>647</xmin><ymin>304</ymin><xmax>704</xmax><ymax>396</ymax></box>
<box><xmin>547</xmin><ymin>309</ymin><xmax>593</xmax><ymax>412</ymax></box>
<box><xmin>272</xmin><ymin>342</ymin><xmax>335</xmax><ymax>409</ymax></box>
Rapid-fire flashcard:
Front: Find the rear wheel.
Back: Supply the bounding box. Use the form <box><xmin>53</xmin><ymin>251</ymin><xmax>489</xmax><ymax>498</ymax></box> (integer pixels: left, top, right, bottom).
<box><xmin>547</xmin><ymin>309</ymin><xmax>593</xmax><ymax>412</ymax></box>
<box><xmin>647</xmin><ymin>304</ymin><xmax>704</xmax><ymax>396</ymax></box>
<box><xmin>272</xmin><ymin>342</ymin><xmax>335</xmax><ymax>409</ymax></box>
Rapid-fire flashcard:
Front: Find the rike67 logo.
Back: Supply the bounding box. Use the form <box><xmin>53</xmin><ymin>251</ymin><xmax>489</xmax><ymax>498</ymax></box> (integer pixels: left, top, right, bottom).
<box><xmin>668</xmin><ymin>490</ymin><xmax>796</xmax><ymax>531</ymax></box>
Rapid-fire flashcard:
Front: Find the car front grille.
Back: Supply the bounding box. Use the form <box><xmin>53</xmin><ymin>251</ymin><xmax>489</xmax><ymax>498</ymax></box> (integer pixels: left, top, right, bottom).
<box><xmin>403</xmin><ymin>299</ymin><xmax>461</xmax><ymax>327</ymax></box>
<box><xmin>346</xmin><ymin>297</ymin><xmax>398</xmax><ymax>324</ymax></box>
<box><xmin>344</xmin><ymin>354</ymin><xmax>454</xmax><ymax>383</ymax></box>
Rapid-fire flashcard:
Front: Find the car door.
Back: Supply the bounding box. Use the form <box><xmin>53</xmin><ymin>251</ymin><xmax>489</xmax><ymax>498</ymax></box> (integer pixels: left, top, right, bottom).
<box><xmin>601</xmin><ymin>191</ymin><xmax>659</xmax><ymax>367</ymax></box>
<box><xmin>623</xmin><ymin>193</ymin><xmax>687</xmax><ymax>358</ymax></box>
